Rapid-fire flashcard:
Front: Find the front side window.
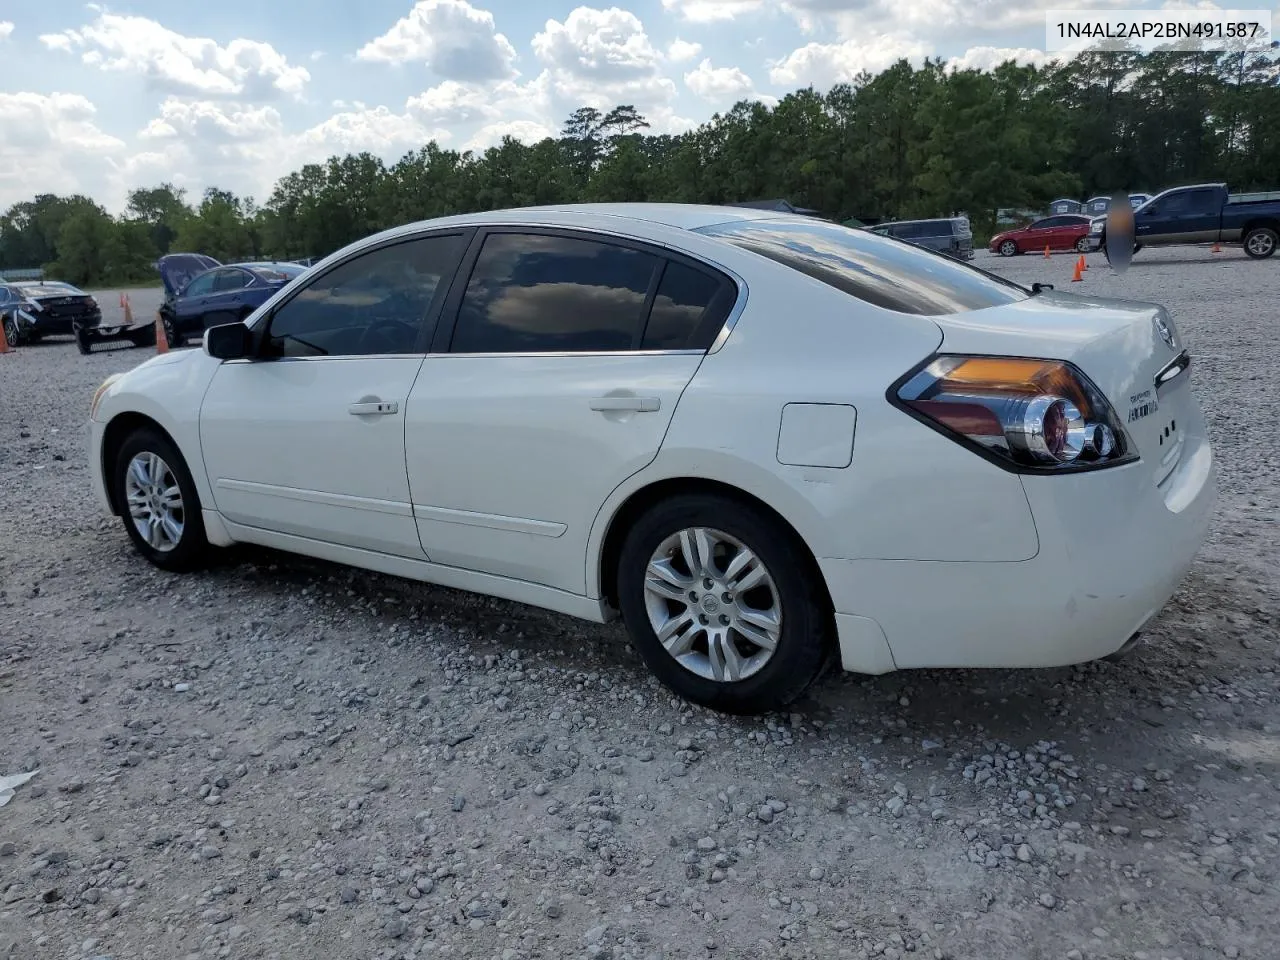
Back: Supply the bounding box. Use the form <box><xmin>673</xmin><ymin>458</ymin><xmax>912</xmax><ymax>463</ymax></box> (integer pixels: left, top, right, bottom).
<box><xmin>450</xmin><ymin>233</ymin><xmax>660</xmax><ymax>354</ymax></box>
<box><xmin>697</xmin><ymin>218</ymin><xmax>1029</xmax><ymax>316</ymax></box>
<box><xmin>265</xmin><ymin>234</ymin><xmax>465</xmax><ymax>358</ymax></box>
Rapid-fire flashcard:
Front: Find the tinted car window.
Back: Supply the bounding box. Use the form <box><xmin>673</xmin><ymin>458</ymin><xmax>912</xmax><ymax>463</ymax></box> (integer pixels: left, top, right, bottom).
<box><xmin>451</xmin><ymin>233</ymin><xmax>659</xmax><ymax>354</ymax></box>
<box><xmin>697</xmin><ymin>218</ymin><xmax>1029</xmax><ymax>316</ymax></box>
<box><xmin>0</xmin><ymin>287</ymin><xmax>10</xmax><ymax>304</ymax></box>
<box><xmin>642</xmin><ymin>261</ymin><xmax>732</xmax><ymax>350</ymax></box>
<box><xmin>183</xmin><ymin>273</ymin><xmax>217</xmax><ymax>297</ymax></box>
<box><xmin>266</xmin><ymin>234</ymin><xmax>465</xmax><ymax>358</ymax></box>
<box><xmin>212</xmin><ymin>269</ymin><xmax>252</xmax><ymax>292</ymax></box>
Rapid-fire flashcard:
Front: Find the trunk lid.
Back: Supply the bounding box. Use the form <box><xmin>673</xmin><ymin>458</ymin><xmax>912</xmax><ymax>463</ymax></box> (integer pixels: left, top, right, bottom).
<box><xmin>930</xmin><ymin>290</ymin><xmax>1192</xmax><ymax>482</ymax></box>
<box><xmin>157</xmin><ymin>253</ymin><xmax>221</xmax><ymax>297</ymax></box>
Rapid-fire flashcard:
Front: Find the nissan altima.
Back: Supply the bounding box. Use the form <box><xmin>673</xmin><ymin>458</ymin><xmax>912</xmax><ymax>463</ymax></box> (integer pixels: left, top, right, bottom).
<box><xmin>86</xmin><ymin>204</ymin><xmax>1216</xmax><ymax>714</ymax></box>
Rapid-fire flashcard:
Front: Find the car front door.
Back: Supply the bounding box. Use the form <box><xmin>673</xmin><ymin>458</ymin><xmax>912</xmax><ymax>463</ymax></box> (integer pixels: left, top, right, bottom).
<box><xmin>404</xmin><ymin>228</ymin><xmax>737</xmax><ymax>594</ymax></box>
<box><xmin>198</xmin><ymin>230</ymin><xmax>472</xmax><ymax>558</ymax></box>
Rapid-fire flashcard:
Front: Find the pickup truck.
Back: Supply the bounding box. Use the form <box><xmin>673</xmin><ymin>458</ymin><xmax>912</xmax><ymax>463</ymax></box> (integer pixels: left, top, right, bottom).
<box><xmin>1087</xmin><ymin>182</ymin><xmax>1280</xmax><ymax>260</ymax></box>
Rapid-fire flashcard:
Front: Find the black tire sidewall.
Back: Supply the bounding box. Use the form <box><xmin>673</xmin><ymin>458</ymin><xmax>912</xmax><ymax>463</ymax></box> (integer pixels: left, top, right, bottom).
<box><xmin>1076</xmin><ymin>237</ymin><xmax>1089</xmax><ymax>252</ymax></box>
<box><xmin>113</xmin><ymin>428</ymin><xmax>209</xmax><ymax>572</ymax></box>
<box><xmin>616</xmin><ymin>494</ymin><xmax>832</xmax><ymax>715</ymax></box>
<box><xmin>999</xmin><ymin>241</ymin><xmax>1016</xmax><ymax>256</ymax></box>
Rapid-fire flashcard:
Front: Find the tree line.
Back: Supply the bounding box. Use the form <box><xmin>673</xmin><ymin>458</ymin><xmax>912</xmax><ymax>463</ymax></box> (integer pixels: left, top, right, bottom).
<box><xmin>2</xmin><ymin>46</ymin><xmax>1277</xmax><ymax>288</ymax></box>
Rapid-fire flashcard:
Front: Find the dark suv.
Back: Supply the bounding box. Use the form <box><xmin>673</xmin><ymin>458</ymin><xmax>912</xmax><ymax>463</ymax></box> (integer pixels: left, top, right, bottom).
<box><xmin>869</xmin><ymin>217</ymin><xmax>974</xmax><ymax>260</ymax></box>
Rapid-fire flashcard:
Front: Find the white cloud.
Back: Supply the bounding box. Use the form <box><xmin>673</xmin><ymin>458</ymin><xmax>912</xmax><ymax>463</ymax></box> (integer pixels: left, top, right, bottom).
<box><xmin>666</xmin><ymin>38</ymin><xmax>703</xmax><ymax>63</ymax></box>
<box><xmin>38</xmin><ymin>12</ymin><xmax>309</xmax><ymax>100</ymax></box>
<box><xmin>357</xmin><ymin>0</ymin><xmax>518</xmax><ymax>83</ymax></box>
<box><xmin>406</xmin><ymin>79</ymin><xmax>502</xmax><ymax>126</ymax></box>
<box><xmin>662</xmin><ymin>0</ymin><xmax>764</xmax><ymax>22</ymax></box>
<box><xmin>684</xmin><ymin>58</ymin><xmax>756</xmax><ymax>102</ymax></box>
<box><xmin>0</xmin><ymin>92</ymin><xmax>126</xmax><ymax>210</ymax></box>
<box><xmin>464</xmin><ymin>119</ymin><xmax>559</xmax><ymax>151</ymax></box>
<box><xmin>139</xmin><ymin>99</ymin><xmax>285</xmax><ymax>143</ymax></box>
<box><xmin>531</xmin><ymin>7</ymin><xmax>677</xmax><ymax>110</ymax></box>
<box><xmin>0</xmin><ymin>21</ymin><xmax>14</xmax><ymax>41</ymax></box>
<box><xmin>947</xmin><ymin>46</ymin><xmax>1051</xmax><ymax>71</ymax></box>
<box><xmin>769</xmin><ymin>35</ymin><xmax>931</xmax><ymax>88</ymax></box>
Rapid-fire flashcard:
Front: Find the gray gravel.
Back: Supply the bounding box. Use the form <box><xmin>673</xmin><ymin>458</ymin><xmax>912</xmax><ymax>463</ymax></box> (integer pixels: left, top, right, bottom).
<box><xmin>1</xmin><ymin>249</ymin><xmax>1278</xmax><ymax>960</ymax></box>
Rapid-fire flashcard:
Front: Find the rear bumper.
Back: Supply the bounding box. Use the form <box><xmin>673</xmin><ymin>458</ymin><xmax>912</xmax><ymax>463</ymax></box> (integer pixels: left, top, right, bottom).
<box><xmin>822</xmin><ymin>430</ymin><xmax>1216</xmax><ymax>672</ymax></box>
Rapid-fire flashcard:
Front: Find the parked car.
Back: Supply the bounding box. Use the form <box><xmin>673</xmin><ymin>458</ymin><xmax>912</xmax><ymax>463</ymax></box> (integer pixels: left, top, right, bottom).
<box><xmin>157</xmin><ymin>255</ymin><xmax>310</xmax><ymax>347</ymax></box>
<box><xmin>0</xmin><ymin>280</ymin><xmax>101</xmax><ymax>344</ymax></box>
<box><xmin>88</xmin><ymin>203</ymin><xmax>1215</xmax><ymax>714</ymax></box>
<box><xmin>1087</xmin><ymin>183</ymin><xmax>1280</xmax><ymax>259</ymax></box>
<box><xmin>989</xmin><ymin>214</ymin><xmax>1092</xmax><ymax>256</ymax></box>
<box><xmin>868</xmin><ymin>217</ymin><xmax>974</xmax><ymax>260</ymax></box>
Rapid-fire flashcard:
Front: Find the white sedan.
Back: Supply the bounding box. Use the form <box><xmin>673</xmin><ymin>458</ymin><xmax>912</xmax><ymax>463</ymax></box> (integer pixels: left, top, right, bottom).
<box><xmin>87</xmin><ymin>204</ymin><xmax>1216</xmax><ymax>714</ymax></box>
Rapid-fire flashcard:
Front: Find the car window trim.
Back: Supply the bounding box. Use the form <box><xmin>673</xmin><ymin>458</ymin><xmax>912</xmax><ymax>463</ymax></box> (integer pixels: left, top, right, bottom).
<box><xmin>430</xmin><ymin>224</ymin><xmax>745</xmax><ymax>358</ymax></box>
<box><xmin>245</xmin><ymin>227</ymin><xmax>476</xmax><ymax>361</ymax></box>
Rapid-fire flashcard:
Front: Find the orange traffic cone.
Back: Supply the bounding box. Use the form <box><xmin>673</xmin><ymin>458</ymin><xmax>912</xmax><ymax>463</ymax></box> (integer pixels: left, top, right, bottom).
<box><xmin>155</xmin><ymin>312</ymin><xmax>169</xmax><ymax>354</ymax></box>
<box><xmin>1071</xmin><ymin>258</ymin><xmax>1084</xmax><ymax>282</ymax></box>
<box><xmin>1211</xmin><ymin>241</ymin><xmax>1222</xmax><ymax>253</ymax></box>
<box><xmin>1081</xmin><ymin>253</ymin><xmax>1088</xmax><ymax>270</ymax></box>
<box><xmin>122</xmin><ymin>293</ymin><xmax>133</xmax><ymax>326</ymax></box>
<box><xmin>0</xmin><ymin>317</ymin><xmax>12</xmax><ymax>354</ymax></box>
<box><xmin>1044</xmin><ymin>244</ymin><xmax>1051</xmax><ymax>258</ymax></box>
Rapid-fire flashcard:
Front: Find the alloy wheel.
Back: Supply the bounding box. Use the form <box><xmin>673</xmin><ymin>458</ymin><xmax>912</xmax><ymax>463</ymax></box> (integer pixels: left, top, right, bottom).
<box><xmin>124</xmin><ymin>451</ymin><xmax>185</xmax><ymax>552</ymax></box>
<box><xmin>1246</xmin><ymin>232</ymin><xmax>1275</xmax><ymax>257</ymax></box>
<box><xmin>642</xmin><ymin>526</ymin><xmax>782</xmax><ymax>683</ymax></box>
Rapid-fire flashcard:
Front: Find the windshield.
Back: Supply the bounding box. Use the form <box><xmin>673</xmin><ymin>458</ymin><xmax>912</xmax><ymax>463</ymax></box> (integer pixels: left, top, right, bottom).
<box><xmin>696</xmin><ymin>217</ymin><xmax>1028</xmax><ymax>315</ymax></box>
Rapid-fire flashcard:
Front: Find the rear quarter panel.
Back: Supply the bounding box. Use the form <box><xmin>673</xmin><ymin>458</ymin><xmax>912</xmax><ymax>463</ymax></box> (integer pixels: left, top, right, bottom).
<box><xmin>586</xmin><ymin>246</ymin><xmax>1045</xmax><ymax>584</ymax></box>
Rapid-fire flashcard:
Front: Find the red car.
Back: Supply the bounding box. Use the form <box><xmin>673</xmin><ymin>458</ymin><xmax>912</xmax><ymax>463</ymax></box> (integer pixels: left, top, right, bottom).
<box><xmin>989</xmin><ymin>214</ymin><xmax>1092</xmax><ymax>256</ymax></box>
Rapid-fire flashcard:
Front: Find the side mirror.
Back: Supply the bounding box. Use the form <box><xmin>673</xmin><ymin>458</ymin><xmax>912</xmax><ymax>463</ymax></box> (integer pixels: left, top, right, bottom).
<box><xmin>204</xmin><ymin>322</ymin><xmax>254</xmax><ymax>360</ymax></box>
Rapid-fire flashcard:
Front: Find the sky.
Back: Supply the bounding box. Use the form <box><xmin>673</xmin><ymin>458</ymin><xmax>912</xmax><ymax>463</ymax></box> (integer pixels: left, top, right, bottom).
<box><xmin>0</xmin><ymin>0</ymin><xmax>1275</xmax><ymax>213</ymax></box>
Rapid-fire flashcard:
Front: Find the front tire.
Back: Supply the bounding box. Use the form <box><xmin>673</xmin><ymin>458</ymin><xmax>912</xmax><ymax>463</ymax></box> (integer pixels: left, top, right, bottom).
<box><xmin>616</xmin><ymin>494</ymin><xmax>833</xmax><ymax>715</ymax></box>
<box><xmin>998</xmin><ymin>240</ymin><xmax>1018</xmax><ymax>257</ymax></box>
<box><xmin>2</xmin><ymin>314</ymin><xmax>20</xmax><ymax>348</ymax></box>
<box><xmin>1243</xmin><ymin>226</ymin><xmax>1277</xmax><ymax>259</ymax></box>
<box><xmin>112</xmin><ymin>428</ymin><xmax>209</xmax><ymax>572</ymax></box>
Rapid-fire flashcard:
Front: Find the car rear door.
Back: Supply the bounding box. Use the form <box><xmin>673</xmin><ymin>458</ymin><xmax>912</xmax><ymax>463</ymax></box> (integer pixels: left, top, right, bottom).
<box><xmin>198</xmin><ymin>230</ymin><xmax>472</xmax><ymax>558</ymax></box>
<box><xmin>404</xmin><ymin>227</ymin><xmax>737</xmax><ymax>595</ymax></box>
<box><xmin>201</xmin><ymin>268</ymin><xmax>255</xmax><ymax>328</ymax></box>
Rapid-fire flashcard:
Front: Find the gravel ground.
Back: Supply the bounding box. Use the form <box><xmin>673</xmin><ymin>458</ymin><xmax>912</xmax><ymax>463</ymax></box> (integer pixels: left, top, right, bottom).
<box><xmin>1</xmin><ymin>248</ymin><xmax>1277</xmax><ymax>960</ymax></box>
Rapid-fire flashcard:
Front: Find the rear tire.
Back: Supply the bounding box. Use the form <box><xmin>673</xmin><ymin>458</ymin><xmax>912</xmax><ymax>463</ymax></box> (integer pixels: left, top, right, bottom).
<box><xmin>616</xmin><ymin>493</ymin><xmax>833</xmax><ymax>715</ymax></box>
<box><xmin>1075</xmin><ymin>237</ymin><xmax>1090</xmax><ymax>252</ymax></box>
<box><xmin>1243</xmin><ymin>226</ymin><xmax>1277</xmax><ymax>259</ymax></box>
<box><xmin>112</xmin><ymin>427</ymin><xmax>210</xmax><ymax>572</ymax></box>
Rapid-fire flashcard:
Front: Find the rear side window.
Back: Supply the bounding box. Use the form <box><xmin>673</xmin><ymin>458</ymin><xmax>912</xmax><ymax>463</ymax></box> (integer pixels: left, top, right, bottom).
<box><xmin>642</xmin><ymin>261</ymin><xmax>733</xmax><ymax>350</ymax></box>
<box><xmin>212</xmin><ymin>269</ymin><xmax>252</xmax><ymax>292</ymax></box>
<box><xmin>697</xmin><ymin>218</ymin><xmax>1029</xmax><ymax>316</ymax></box>
<box><xmin>451</xmin><ymin>233</ymin><xmax>660</xmax><ymax>353</ymax></box>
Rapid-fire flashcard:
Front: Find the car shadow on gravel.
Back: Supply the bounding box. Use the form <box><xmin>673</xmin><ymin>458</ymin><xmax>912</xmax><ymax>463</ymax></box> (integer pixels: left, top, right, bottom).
<box><xmin>182</xmin><ymin>542</ymin><xmax>1280</xmax><ymax>782</ymax></box>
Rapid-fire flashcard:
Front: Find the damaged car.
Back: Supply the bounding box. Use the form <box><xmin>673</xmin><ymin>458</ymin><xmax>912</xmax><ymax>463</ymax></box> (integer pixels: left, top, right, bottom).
<box><xmin>156</xmin><ymin>254</ymin><xmax>309</xmax><ymax>348</ymax></box>
<box><xmin>1</xmin><ymin>280</ymin><xmax>103</xmax><ymax>346</ymax></box>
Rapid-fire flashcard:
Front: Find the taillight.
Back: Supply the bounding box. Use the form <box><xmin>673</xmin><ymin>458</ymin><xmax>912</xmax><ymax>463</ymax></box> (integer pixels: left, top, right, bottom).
<box><xmin>893</xmin><ymin>356</ymin><xmax>1136</xmax><ymax>472</ymax></box>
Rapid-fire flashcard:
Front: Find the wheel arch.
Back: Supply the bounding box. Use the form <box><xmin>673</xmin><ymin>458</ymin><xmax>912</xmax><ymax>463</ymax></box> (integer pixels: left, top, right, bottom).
<box><xmin>1242</xmin><ymin>217</ymin><xmax>1280</xmax><ymax>237</ymax></box>
<box><xmin>594</xmin><ymin>475</ymin><xmax>836</xmax><ymax>628</ymax></box>
<box><xmin>100</xmin><ymin>412</ymin><xmax>183</xmax><ymax>515</ymax></box>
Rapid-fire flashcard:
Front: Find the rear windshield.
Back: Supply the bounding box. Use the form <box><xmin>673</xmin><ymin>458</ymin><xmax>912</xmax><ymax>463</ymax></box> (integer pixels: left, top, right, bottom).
<box><xmin>696</xmin><ymin>218</ymin><xmax>1027</xmax><ymax>315</ymax></box>
<box><xmin>16</xmin><ymin>284</ymin><xmax>84</xmax><ymax>297</ymax></box>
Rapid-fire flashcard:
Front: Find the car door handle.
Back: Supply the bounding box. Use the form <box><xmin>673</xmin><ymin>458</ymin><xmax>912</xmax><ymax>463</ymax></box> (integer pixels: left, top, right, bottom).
<box><xmin>590</xmin><ymin>396</ymin><xmax>661</xmax><ymax>413</ymax></box>
<box><xmin>348</xmin><ymin>400</ymin><xmax>399</xmax><ymax>416</ymax></box>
